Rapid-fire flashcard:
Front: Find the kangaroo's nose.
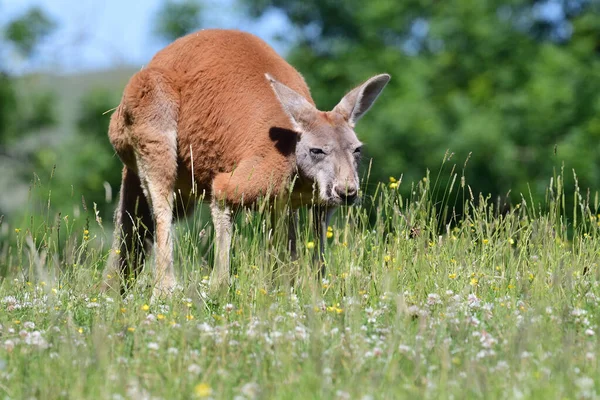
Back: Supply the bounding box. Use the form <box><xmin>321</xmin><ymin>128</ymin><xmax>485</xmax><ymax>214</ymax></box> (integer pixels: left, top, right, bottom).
<box><xmin>334</xmin><ymin>184</ymin><xmax>358</xmax><ymax>203</ymax></box>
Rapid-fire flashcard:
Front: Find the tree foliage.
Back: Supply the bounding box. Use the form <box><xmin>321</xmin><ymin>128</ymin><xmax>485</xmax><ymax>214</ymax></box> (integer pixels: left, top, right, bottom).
<box><xmin>0</xmin><ymin>7</ymin><xmax>64</xmax><ymax>221</ymax></box>
<box><xmin>33</xmin><ymin>88</ymin><xmax>122</xmax><ymax>223</ymax></box>
<box><xmin>0</xmin><ymin>73</ymin><xmax>18</xmax><ymax>147</ymax></box>
<box><xmin>0</xmin><ymin>6</ymin><xmax>57</xmax><ymax>146</ymax></box>
<box><xmin>4</xmin><ymin>6</ymin><xmax>56</xmax><ymax>58</ymax></box>
<box><xmin>244</xmin><ymin>0</ymin><xmax>600</xmax><ymax>206</ymax></box>
<box><xmin>154</xmin><ymin>0</ymin><xmax>203</xmax><ymax>42</ymax></box>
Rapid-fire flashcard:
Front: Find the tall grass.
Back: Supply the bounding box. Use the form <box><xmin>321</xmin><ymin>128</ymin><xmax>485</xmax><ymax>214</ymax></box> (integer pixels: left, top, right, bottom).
<box><xmin>0</xmin><ymin>162</ymin><xmax>599</xmax><ymax>399</ymax></box>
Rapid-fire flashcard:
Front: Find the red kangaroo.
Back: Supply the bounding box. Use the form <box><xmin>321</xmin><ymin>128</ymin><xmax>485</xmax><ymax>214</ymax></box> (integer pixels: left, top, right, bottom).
<box><xmin>103</xmin><ymin>29</ymin><xmax>389</xmax><ymax>300</ymax></box>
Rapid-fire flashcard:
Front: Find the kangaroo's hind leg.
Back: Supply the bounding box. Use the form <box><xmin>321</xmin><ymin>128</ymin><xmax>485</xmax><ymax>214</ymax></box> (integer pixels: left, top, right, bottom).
<box><xmin>103</xmin><ymin>166</ymin><xmax>154</xmax><ymax>293</ymax></box>
<box><xmin>112</xmin><ymin>67</ymin><xmax>180</xmax><ymax>301</ymax></box>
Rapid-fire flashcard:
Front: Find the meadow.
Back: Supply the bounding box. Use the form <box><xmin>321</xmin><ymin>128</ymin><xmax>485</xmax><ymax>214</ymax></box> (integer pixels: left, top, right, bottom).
<box><xmin>1</xmin><ymin>163</ymin><xmax>600</xmax><ymax>400</ymax></box>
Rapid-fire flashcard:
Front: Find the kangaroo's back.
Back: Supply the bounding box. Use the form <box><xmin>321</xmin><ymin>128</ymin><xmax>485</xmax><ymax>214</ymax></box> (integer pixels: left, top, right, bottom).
<box><xmin>146</xmin><ymin>29</ymin><xmax>313</xmax><ymax>194</ymax></box>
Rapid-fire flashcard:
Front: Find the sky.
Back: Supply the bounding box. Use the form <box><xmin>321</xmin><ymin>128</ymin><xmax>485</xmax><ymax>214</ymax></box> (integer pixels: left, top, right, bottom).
<box><xmin>1</xmin><ymin>0</ymin><xmax>290</xmax><ymax>74</ymax></box>
<box><xmin>1</xmin><ymin>0</ymin><xmax>568</xmax><ymax>74</ymax></box>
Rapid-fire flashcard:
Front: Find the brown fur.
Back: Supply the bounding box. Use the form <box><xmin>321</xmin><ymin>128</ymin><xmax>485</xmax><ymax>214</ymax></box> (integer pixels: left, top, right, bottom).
<box><xmin>103</xmin><ymin>29</ymin><xmax>389</xmax><ymax>298</ymax></box>
<box><xmin>111</xmin><ymin>30</ymin><xmax>313</xmax><ymax>205</ymax></box>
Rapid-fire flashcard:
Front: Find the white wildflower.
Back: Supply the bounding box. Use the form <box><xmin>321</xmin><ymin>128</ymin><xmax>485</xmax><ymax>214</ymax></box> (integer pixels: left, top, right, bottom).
<box><xmin>572</xmin><ymin>308</ymin><xmax>587</xmax><ymax>317</ymax></box>
<box><xmin>335</xmin><ymin>390</ymin><xmax>351</xmax><ymax>400</ymax></box>
<box><xmin>468</xmin><ymin>293</ymin><xmax>480</xmax><ymax>308</ymax></box>
<box><xmin>240</xmin><ymin>382</ymin><xmax>260</xmax><ymax>399</ymax></box>
<box><xmin>398</xmin><ymin>344</ymin><xmax>412</xmax><ymax>354</ymax></box>
<box><xmin>4</xmin><ymin>340</ymin><xmax>15</xmax><ymax>352</ymax></box>
<box><xmin>24</xmin><ymin>331</ymin><xmax>48</xmax><ymax>349</ymax></box>
<box><xmin>188</xmin><ymin>363</ymin><xmax>202</xmax><ymax>375</ymax></box>
<box><xmin>427</xmin><ymin>293</ymin><xmax>441</xmax><ymax>306</ymax></box>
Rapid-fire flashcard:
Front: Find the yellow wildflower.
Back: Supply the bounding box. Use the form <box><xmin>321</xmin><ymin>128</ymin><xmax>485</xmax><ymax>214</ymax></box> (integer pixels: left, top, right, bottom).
<box><xmin>141</xmin><ymin>304</ymin><xmax>150</xmax><ymax>311</ymax></box>
<box><xmin>448</xmin><ymin>273</ymin><xmax>457</xmax><ymax>280</ymax></box>
<box><xmin>194</xmin><ymin>383</ymin><xmax>212</xmax><ymax>398</ymax></box>
<box><xmin>326</xmin><ymin>304</ymin><xmax>344</xmax><ymax>314</ymax></box>
<box><xmin>306</xmin><ymin>241</ymin><xmax>315</xmax><ymax>249</ymax></box>
<box><xmin>470</xmin><ymin>277</ymin><xmax>478</xmax><ymax>286</ymax></box>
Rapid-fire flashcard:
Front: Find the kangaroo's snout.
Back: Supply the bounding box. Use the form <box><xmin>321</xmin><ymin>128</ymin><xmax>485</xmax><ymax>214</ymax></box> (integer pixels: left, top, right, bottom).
<box><xmin>333</xmin><ymin>182</ymin><xmax>358</xmax><ymax>204</ymax></box>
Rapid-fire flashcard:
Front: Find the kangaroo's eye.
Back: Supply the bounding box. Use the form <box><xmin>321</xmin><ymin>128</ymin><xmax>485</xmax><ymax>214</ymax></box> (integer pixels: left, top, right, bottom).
<box><xmin>353</xmin><ymin>147</ymin><xmax>362</xmax><ymax>156</ymax></box>
<box><xmin>310</xmin><ymin>148</ymin><xmax>326</xmax><ymax>156</ymax></box>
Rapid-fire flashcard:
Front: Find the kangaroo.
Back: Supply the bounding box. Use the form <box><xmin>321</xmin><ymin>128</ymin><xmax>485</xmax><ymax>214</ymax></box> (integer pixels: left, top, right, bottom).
<box><xmin>102</xmin><ymin>29</ymin><xmax>389</xmax><ymax>299</ymax></box>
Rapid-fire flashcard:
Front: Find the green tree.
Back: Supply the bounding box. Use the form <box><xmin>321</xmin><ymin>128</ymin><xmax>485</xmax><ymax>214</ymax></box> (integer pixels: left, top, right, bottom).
<box><xmin>154</xmin><ymin>0</ymin><xmax>203</xmax><ymax>42</ymax></box>
<box><xmin>34</xmin><ymin>88</ymin><xmax>122</xmax><ymax>223</ymax></box>
<box><xmin>244</xmin><ymin>0</ymin><xmax>600</xmax><ymax>210</ymax></box>
<box><xmin>4</xmin><ymin>6</ymin><xmax>56</xmax><ymax>58</ymax></box>
<box><xmin>0</xmin><ymin>6</ymin><xmax>57</xmax><ymax>147</ymax></box>
<box><xmin>0</xmin><ymin>6</ymin><xmax>58</xmax><ymax>220</ymax></box>
<box><xmin>0</xmin><ymin>72</ymin><xmax>18</xmax><ymax>148</ymax></box>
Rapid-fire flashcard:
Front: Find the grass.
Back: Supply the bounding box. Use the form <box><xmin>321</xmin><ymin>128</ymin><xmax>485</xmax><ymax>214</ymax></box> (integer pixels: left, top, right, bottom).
<box><xmin>1</xmin><ymin>165</ymin><xmax>600</xmax><ymax>399</ymax></box>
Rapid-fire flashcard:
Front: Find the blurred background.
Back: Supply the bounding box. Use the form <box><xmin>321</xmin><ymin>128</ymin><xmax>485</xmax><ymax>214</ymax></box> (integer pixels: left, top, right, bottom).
<box><xmin>1</xmin><ymin>0</ymin><xmax>600</xmax><ymax>236</ymax></box>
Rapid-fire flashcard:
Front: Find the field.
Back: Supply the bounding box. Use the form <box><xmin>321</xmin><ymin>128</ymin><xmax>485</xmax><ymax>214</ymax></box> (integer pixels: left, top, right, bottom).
<box><xmin>1</xmin><ymin>168</ymin><xmax>600</xmax><ymax>400</ymax></box>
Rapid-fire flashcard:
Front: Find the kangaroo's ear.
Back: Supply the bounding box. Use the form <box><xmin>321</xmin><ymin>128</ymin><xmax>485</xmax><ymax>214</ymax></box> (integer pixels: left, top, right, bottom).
<box><xmin>266</xmin><ymin>73</ymin><xmax>316</xmax><ymax>131</ymax></box>
<box><xmin>333</xmin><ymin>74</ymin><xmax>390</xmax><ymax>127</ymax></box>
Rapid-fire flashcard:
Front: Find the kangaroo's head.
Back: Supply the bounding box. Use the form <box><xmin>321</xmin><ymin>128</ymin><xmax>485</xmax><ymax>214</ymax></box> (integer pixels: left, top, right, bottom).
<box><xmin>267</xmin><ymin>73</ymin><xmax>390</xmax><ymax>205</ymax></box>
